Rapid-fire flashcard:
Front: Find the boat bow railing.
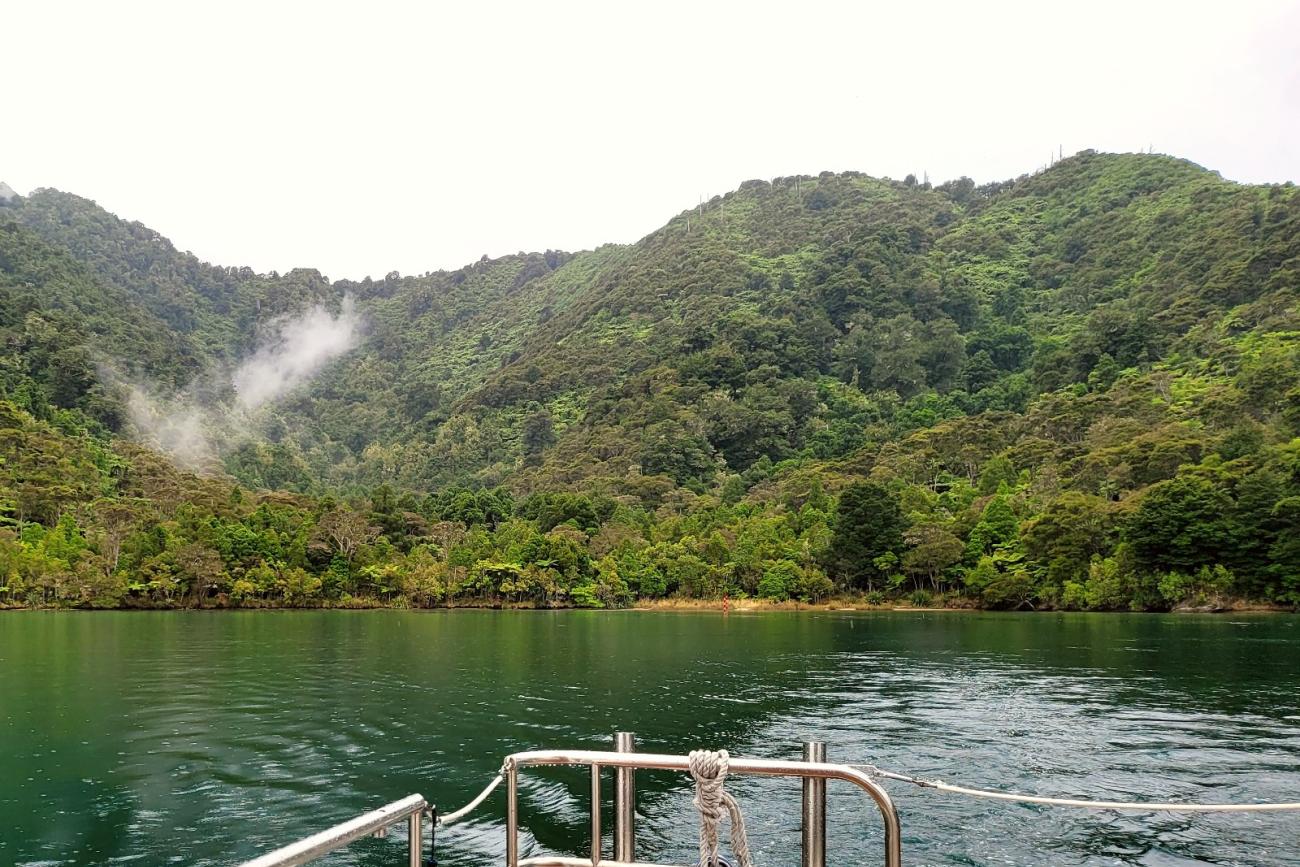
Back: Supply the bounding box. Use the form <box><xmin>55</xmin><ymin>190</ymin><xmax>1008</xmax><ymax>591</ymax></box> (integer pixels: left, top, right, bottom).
<box><xmin>505</xmin><ymin>744</ymin><xmax>902</xmax><ymax>867</ymax></box>
<box><xmin>235</xmin><ymin>734</ymin><xmax>900</xmax><ymax>867</ymax></box>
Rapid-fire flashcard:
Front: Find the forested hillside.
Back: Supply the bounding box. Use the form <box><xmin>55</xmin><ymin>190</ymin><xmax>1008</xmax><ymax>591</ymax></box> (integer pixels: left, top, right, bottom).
<box><xmin>2</xmin><ymin>150</ymin><xmax>1298</xmax><ymax>611</ymax></box>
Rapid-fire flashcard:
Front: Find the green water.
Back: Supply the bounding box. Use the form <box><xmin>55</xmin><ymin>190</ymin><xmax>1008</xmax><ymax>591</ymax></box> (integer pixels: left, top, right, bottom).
<box><xmin>1</xmin><ymin>610</ymin><xmax>1297</xmax><ymax>866</ymax></box>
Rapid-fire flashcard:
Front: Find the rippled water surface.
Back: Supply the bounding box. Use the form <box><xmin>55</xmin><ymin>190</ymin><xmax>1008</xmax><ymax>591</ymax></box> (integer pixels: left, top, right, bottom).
<box><xmin>1</xmin><ymin>610</ymin><xmax>1298</xmax><ymax>866</ymax></box>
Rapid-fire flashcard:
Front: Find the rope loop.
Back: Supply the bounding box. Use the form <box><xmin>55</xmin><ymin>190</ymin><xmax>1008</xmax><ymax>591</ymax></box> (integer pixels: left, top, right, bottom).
<box><xmin>689</xmin><ymin>749</ymin><xmax>755</xmax><ymax>867</ymax></box>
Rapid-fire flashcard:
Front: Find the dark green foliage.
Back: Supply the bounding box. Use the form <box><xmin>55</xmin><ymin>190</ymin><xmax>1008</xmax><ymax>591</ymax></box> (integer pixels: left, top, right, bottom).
<box><xmin>2</xmin><ymin>152</ymin><xmax>1299</xmax><ymax>610</ymax></box>
<box><xmin>517</xmin><ymin>491</ymin><xmax>608</xmax><ymax>533</ymax></box>
<box><xmin>826</xmin><ymin>482</ymin><xmax>906</xmax><ymax>588</ymax></box>
<box><xmin>1021</xmin><ymin>493</ymin><xmax>1116</xmax><ymax>589</ymax></box>
<box><xmin>1127</xmin><ymin>476</ymin><xmax>1237</xmax><ymax>573</ymax></box>
<box><xmin>521</xmin><ymin>405</ymin><xmax>556</xmax><ymax>464</ymax></box>
<box><xmin>428</xmin><ymin>487</ymin><xmax>512</xmax><ymax>529</ymax></box>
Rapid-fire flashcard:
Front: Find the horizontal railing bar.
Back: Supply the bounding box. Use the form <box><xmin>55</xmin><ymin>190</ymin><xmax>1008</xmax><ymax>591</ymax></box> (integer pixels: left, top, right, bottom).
<box><xmin>239</xmin><ymin>793</ymin><xmax>428</xmax><ymax>867</ymax></box>
<box><xmin>521</xmin><ymin>859</ymin><xmax>684</xmax><ymax>867</ymax></box>
<box><xmin>510</xmin><ymin>749</ymin><xmax>876</xmax><ymax>780</ymax></box>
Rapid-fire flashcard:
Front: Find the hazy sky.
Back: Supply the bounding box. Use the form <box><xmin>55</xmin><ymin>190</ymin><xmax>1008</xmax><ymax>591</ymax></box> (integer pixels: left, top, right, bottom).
<box><xmin>7</xmin><ymin>0</ymin><xmax>1299</xmax><ymax>280</ymax></box>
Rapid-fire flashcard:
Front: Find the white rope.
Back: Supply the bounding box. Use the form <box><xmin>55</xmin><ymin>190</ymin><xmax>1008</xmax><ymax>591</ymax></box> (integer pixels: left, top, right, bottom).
<box><xmin>689</xmin><ymin>749</ymin><xmax>755</xmax><ymax>867</ymax></box>
<box><xmin>856</xmin><ymin>764</ymin><xmax>1300</xmax><ymax>813</ymax></box>
<box><xmin>430</xmin><ymin>754</ymin><xmax>1300</xmax><ymax>841</ymax></box>
<box><xmin>437</xmin><ymin>770</ymin><xmax>505</xmax><ymax>826</ymax></box>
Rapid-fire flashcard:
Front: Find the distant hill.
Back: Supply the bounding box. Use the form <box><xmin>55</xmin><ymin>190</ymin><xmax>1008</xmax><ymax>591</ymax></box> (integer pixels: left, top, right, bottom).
<box><xmin>1</xmin><ymin>151</ymin><xmax>1298</xmax><ymax>611</ymax></box>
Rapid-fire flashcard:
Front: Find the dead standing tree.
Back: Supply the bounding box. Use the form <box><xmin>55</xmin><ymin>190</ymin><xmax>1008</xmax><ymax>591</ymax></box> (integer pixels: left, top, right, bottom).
<box><xmin>315</xmin><ymin>507</ymin><xmax>380</xmax><ymax>563</ymax></box>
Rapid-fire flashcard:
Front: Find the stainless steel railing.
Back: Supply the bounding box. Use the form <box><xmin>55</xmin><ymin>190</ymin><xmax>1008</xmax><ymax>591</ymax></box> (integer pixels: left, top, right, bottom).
<box><xmin>237</xmin><ymin>734</ymin><xmax>902</xmax><ymax>867</ymax></box>
<box><xmin>505</xmin><ymin>743</ymin><xmax>901</xmax><ymax>867</ymax></box>
<box><xmin>238</xmin><ymin>792</ymin><xmax>429</xmax><ymax>867</ymax></box>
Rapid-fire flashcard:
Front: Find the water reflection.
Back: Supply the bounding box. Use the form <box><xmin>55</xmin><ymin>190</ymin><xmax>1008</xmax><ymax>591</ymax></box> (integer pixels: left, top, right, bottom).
<box><xmin>0</xmin><ymin>611</ymin><xmax>1296</xmax><ymax>866</ymax></box>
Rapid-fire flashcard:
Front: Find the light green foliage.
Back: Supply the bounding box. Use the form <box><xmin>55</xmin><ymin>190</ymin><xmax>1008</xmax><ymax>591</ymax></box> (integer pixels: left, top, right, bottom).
<box><xmin>965</xmin><ymin>491</ymin><xmax>1020</xmax><ymax>560</ymax></box>
<box><xmin>791</xmin><ymin>568</ymin><xmax>835</xmax><ymax>602</ymax></box>
<box><xmin>1157</xmin><ymin>565</ymin><xmax>1235</xmax><ymax>607</ymax></box>
<box><xmin>757</xmin><ymin>559</ymin><xmax>801</xmax><ymax>600</ymax></box>
<box><xmin>977</xmin><ymin>455</ymin><xmax>1017</xmax><ymax>495</ymax></box>
<box><xmin>902</xmin><ymin>522</ymin><xmax>964</xmax><ymax>591</ymax></box>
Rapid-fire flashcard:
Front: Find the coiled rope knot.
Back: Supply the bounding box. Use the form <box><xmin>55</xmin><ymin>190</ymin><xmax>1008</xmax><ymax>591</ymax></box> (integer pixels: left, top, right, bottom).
<box><xmin>688</xmin><ymin>749</ymin><xmax>754</xmax><ymax>867</ymax></box>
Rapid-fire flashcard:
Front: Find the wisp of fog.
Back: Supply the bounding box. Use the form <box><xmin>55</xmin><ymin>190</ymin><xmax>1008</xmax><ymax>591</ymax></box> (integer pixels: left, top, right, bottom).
<box><xmin>124</xmin><ymin>388</ymin><xmax>216</xmax><ymax>470</ymax></box>
<box><xmin>232</xmin><ymin>297</ymin><xmax>359</xmax><ymax>410</ymax></box>
<box><xmin>120</xmin><ymin>297</ymin><xmax>361</xmax><ymax>470</ymax></box>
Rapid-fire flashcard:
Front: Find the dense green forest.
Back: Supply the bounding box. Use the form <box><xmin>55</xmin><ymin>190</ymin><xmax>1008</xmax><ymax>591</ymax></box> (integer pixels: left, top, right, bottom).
<box><xmin>1</xmin><ymin>151</ymin><xmax>1298</xmax><ymax>611</ymax></box>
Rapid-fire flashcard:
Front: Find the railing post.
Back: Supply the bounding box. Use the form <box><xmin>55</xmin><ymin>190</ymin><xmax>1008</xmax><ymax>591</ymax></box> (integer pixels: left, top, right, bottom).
<box><xmin>506</xmin><ymin>761</ymin><xmax>519</xmax><ymax>867</ymax></box>
<box><xmin>408</xmin><ymin>809</ymin><xmax>422</xmax><ymax>867</ymax></box>
<box><xmin>801</xmin><ymin>741</ymin><xmax>827</xmax><ymax>867</ymax></box>
<box><xmin>613</xmin><ymin>731</ymin><xmax>636</xmax><ymax>862</ymax></box>
<box><xmin>591</xmin><ymin>763</ymin><xmax>602</xmax><ymax>866</ymax></box>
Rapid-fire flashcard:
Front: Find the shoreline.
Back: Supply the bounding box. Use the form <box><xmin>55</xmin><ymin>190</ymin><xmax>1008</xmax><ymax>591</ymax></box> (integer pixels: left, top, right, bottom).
<box><xmin>1</xmin><ymin>598</ymin><xmax>1293</xmax><ymax>614</ymax></box>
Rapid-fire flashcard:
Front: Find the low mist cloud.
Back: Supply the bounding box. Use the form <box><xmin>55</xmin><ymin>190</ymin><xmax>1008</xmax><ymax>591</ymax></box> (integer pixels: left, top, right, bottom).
<box><xmin>233</xmin><ymin>296</ymin><xmax>359</xmax><ymax>410</ymax></box>
<box><xmin>125</xmin><ymin>386</ymin><xmax>219</xmax><ymax>470</ymax></box>
<box><xmin>116</xmin><ymin>298</ymin><xmax>362</xmax><ymax>471</ymax></box>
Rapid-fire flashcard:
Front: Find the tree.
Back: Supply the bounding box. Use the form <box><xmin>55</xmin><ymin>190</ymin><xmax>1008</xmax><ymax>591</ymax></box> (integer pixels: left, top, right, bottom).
<box><xmin>640</xmin><ymin>421</ymin><xmax>718</xmax><ymax>485</ymax></box>
<box><xmin>402</xmin><ymin>548</ymin><xmax>448</xmax><ymax>606</ymax></box>
<box><xmin>902</xmin><ymin>523</ymin><xmax>964</xmax><ymax>590</ymax></box>
<box><xmin>972</xmin><ymin>551</ymin><xmax>1036</xmax><ymax>609</ymax></box>
<box><xmin>1127</xmin><ymin>476</ymin><xmax>1237</xmax><ymax>574</ymax></box>
<box><xmin>825</xmin><ymin>482</ymin><xmax>906</xmax><ymax>589</ymax></box>
<box><xmin>1087</xmin><ymin>353</ymin><xmax>1120</xmax><ymax>392</ymax></box>
<box><xmin>968</xmin><ymin>324</ymin><xmax>1033</xmax><ymax>371</ymax></box>
<box><xmin>791</xmin><ymin>567</ymin><xmax>835</xmax><ymax>602</ymax></box>
<box><xmin>966</xmin><ymin>491</ymin><xmax>1019</xmax><ymax>560</ymax></box>
<box><xmin>175</xmin><ymin>541</ymin><xmax>224</xmax><ymax>606</ymax></box>
<box><xmin>521</xmin><ymin>405</ymin><xmax>556</xmax><ymax>464</ymax></box>
<box><xmin>962</xmin><ymin>350</ymin><xmax>1000</xmax><ymax>393</ymax></box>
<box><xmin>870</xmin><ymin>315</ymin><xmax>927</xmax><ymax>396</ymax></box>
<box><xmin>757</xmin><ymin>559</ymin><xmax>801</xmax><ymax>600</ymax></box>
<box><xmin>918</xmin><ymin>318</ymin><xmax>965</xmax><ymax>392</ymax></box>
<box><xmin>1266</xmin><ymin>496</ymin><xmax>1300</xmax><ymax>604</ymax></box>
<box><xmin>519</xmin><ymin>492</ymin><xmax>605</xmax><ymax>534</ymax></box>
<box><xmin>315</xmin><ymin>507</ymin><xmax>380</xmax><ymax>563</ymax></box>
<box><xmin>977</xmin><ymin>455</ymin><xmax>1017</xmax><ymax>495</ymax></box>
<box><xmin>90</xmin><ymin>500</ymin><xmax>139</xmax><ymax>573</ymax></box>
<box><xmin>1021</xmin><ymin>493</ymin><xmax>1115</xmax><ymax>588</ymax></box>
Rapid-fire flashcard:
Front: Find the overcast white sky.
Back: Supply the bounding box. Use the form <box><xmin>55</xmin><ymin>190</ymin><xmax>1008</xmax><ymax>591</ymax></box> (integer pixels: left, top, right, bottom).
<box><xmin>6</xmin><ymin>0</ymin><xmax>1299</xmax><ymax>280</ymax></box>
